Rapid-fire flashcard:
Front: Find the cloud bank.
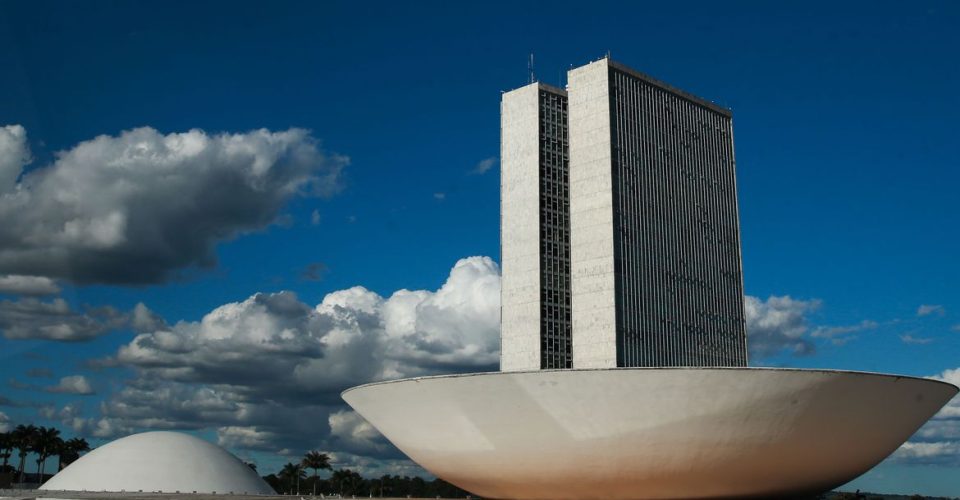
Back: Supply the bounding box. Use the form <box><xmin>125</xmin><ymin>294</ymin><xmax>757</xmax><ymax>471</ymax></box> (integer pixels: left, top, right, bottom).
<box><xmin>0</xmin><ymin>297</ymin><xmax>164</xmax><ymax>341</ymax></box>
<box><xmin>66</xmin><ymin>257</ymin><xmax>500</xmax><ymax>459</ymax></box>
<box><xmin>0</xmin><ymin>275</ymin><xmax>60</xmax><ymax>296</ymax></box>
<box><xmin>0</xmin><ymin>125</ymin><xmax>347</xmax><ymax>285</ymax></box>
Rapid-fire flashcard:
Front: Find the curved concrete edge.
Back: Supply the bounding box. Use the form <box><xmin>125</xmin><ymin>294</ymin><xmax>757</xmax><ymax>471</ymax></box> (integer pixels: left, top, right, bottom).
<box><xmin>342</xmin><ymin>366</ymin><xmax>960</xmax><ymax>397</ymax></box>
<box><xmin>343</xmin><ymin>368</ymin><xmax>957</xmax><ymax>499</ymax></box>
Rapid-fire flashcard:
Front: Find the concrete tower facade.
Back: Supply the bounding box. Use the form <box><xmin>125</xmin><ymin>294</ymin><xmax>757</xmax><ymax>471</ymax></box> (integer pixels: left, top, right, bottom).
<box><xmin>501</xmin><ymin>58</ymin><xmax>747</xmax><ymax>371</ymax></box>
<box><xmin>500</xmin><ymin>82</ymin><xmax>571</xmax><ymax>371</ymax></box>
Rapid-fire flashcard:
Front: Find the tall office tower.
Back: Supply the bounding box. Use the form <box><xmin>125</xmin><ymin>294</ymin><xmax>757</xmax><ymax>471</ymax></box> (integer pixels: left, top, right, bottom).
<box><xmin>500</xmin><ymin>58</ymin><xmax>748</xmax><ymax>372</ymax></box>
<box><xmin>567</xmin><ymin>58</ymin><xmax>747</xmax><ymax>368</ymax></box>
<box><xmin>500</xmin><ymin>82</ymin><xmax>571</xmax><ymax>371</ymax></box>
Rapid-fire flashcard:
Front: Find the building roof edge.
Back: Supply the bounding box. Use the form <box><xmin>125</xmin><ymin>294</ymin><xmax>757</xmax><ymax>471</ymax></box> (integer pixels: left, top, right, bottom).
<box><xmin>605</xmin><ymin>59</ymin><xmax>732</xmax><ymax>117</ymax></box>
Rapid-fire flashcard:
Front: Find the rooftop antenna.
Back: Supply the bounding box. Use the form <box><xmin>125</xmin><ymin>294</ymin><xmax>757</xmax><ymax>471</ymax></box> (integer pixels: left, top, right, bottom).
<box><xmin>605</xmin><ymin>49</ymin><xmax>612</xmax><ymax>60</ymax></box>
<box><xmin>528</xmin><ymin>53</ymin><xmax>536</xmax><ymax>84</ymax></box>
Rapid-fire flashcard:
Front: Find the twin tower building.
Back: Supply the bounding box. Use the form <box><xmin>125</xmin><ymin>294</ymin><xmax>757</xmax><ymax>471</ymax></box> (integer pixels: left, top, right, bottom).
<box><xmin>500</xmin><ymin>57</ymin><xmax>748</xmax><ymax>371</ymax></box>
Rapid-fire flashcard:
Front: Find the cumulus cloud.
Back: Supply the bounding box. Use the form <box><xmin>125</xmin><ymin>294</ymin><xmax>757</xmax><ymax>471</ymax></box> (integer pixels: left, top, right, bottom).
<box><xmin>0</xmin><ymin>125</ymin><xmax>347</xmax><ymax>285</ymax></box>
<box><xmin>470</xmin><ymin>157</ymin><xmax>497</xmax><ymax>175</ymax></box>
<box><xmin>130</xmin><ymin>302</ymin><xmax>169</xmax><ymax>333</ymax></box>
<box><xmin>744</xmin><ymin>295</ymin><xmax>820</xmax><ymax>358</ymax></box>
<box><xmin>77</xmin><ymin>257</ymin><xmax>499</xmax><ymax>464</ymax></box>
<box><xmin>328</xmin><ymin>409</ymin><xmax>392</xmax><ymax>456</ymax></box>
<box><xmin>114</xmin><ymin>256</ymin><xmax>499</xmax><ymax>393</ymax></box>
<box><xmin>46</xmin><ymin>375</ymin><xmax>95</xmax><ymax>395</ymax></box>
<box><xmin>0</xmin><ymin>275</ymin><xmax>60</xmax><ymax>296</ymax></box>
<box><xmin>0</xmin><ymin>124</ymin><xmax>30</xmax><ymax>192</ymax></box>
<box><xmin>0</xmin><ymin>297</ymin><xmax>161</xmax><ymax>341</ymax></box>
<box><xmin>917</xmin><ymin>304</ymin><xmax>946</xmax><ymax>317</ymax></box>
<box><xmin>218</xmin><ymin>426</ymin><xmax>289</xmax><ymax>454</ymax></box>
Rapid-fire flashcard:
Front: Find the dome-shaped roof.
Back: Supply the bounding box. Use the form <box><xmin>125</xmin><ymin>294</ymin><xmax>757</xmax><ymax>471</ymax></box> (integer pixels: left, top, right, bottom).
<box><xmin>40</xmin><ymin>431</ymin><xmax>274</xmax><ymax>495</ymax></box>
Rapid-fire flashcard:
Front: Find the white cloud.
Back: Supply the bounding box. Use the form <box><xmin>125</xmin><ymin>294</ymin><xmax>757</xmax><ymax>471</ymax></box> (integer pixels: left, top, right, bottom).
<box><xmin>0</xmin><ymin>275</ymin><xmax>60</xmax><ymax>296</ymax></box>
<box><xmin>0</xmin><ymin>125</ymin><xmax>347</xmax><ymax>284</ymax></box>
<box><xmin>46</xmin><ymin>375</ymin><xmax>95</xmax><ymax>395</ymax></box>
<box><xmin>893</xmin><ymin>441</ymin><xmax>960</xmax><ymax>464</ymax></box>
<box><xmin>0</xmin><ymin>410</ymin><xmax>11</xmax><ymax>432</ymax></box>
<box><xmin>217</xmin><ymin>426</ymin><xmax>283</xmax><ymax>453</ymax></box>
<box><xmin>115</xmin><ymin>256</ymin><xmax>500</xmax><ymax>388</ymax></box>
<box><xmin>79</xmin><ymin>257</ymin><xmax>500</xmax><ymax>464</ymax></box>
<box><xmin>328</xmin><ymin>409</ymin><xmax>391</xmax><ymax>456</ymax></box>
<box><xmin>0</xmin><ymin>124</ymin><xmax>30</xmax><ymax>192</ymax></box>
<box><xmin>433</xmin><ymin>192</ymin><xmax>446</xmax><ymax>201</ymax></box>
<box><xmin>130</xmin><ymin>302</ymin><xmax>168</xmax><ymax>333</ymax></box>
<box><xmin>917</xmin><ymin>304</ymin><xmax>946</xmax><ymax>317</ymax></box>
<box><xmin>470</xmin><ymin>157</ymin><xmax>497</xmax><ymax>175</ymax></box>
<box><xmin>311</xmin><ymin>209</ymin><xmax>322</xmax><ymax>225</ymax></box>
<box><xmin>933</xmin><ymin>368</ymin><xmax>960</xmax><ymax>419</ymax></box>
<box><xmin>745</xmin><ymin>295</ymin><xmax>820</xmax><ymax>358</ymax></box>
<box><xmin>900</xmin><ymin>334</ymin><xmax>934</xmax><ymax>345</ymax></box>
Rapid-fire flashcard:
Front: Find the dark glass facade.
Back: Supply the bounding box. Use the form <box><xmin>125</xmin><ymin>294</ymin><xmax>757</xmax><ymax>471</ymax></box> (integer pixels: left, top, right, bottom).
<box><xmin>538</xmin><ymin>87</ymin><xmax>572</xmax><ymax>369</ymax></box>
<box><xmin>607</xmin><ymin>65</ymin><xmax>748</xmax><ymax>367</ymax></box>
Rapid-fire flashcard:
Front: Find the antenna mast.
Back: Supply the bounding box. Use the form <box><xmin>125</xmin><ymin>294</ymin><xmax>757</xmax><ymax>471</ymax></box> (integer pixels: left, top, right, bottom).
<box><xmin>528</xmin><ymin>53</ymin><xmax>536</xmax><ymax>84</ymax></box>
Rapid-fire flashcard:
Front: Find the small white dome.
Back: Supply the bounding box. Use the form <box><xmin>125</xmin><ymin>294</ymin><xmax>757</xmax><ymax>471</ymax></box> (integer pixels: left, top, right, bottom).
<box><xmin>40</xmin><ymin>431</ymin><xmax>274</xmax><ymax>495</ymax></box>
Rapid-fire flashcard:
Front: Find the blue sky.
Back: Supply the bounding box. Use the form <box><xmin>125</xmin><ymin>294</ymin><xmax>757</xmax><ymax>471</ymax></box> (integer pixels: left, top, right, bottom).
<box><xmin>0</xmin><ymin>0</ymin><xmax>958</xmax><ymax>495</ymax></box>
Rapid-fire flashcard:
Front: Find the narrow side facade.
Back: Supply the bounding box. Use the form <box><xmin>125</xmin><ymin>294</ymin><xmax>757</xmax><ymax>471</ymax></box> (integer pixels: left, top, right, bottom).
<box><xmin>500</xmin><ymin>82</ymin><xmax>572</xmax><ymax>371</ymax></box>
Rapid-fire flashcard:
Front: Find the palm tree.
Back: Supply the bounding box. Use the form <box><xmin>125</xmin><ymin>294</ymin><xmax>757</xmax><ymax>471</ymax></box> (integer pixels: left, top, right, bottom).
<box><xmin>57</xmin><ymin>437</ymin><xmax>90</xmax><ymax>470</ymax></box>
<box><xmin>377</xmin><ymin>474</ymin><xmax>391</xmax><ymax>498</ymax></box>
<box><xmin>301</xmin><ymin>450</ymin><xmax>331</xmax><ymax>496</ymax></box>
<box><xmin>331</xmin><ymin>469</ymin><xmax>363</xmax><ymax>497</ymax></box>
<box><xmin>0</xmin><ymin>432</ymin><xmax>13</xmax><ymax>472</ymax></box>
<box><xmin>12</xmin><ymin>424</ymin><xmax>38</xmax><ymax>483</ymax></box>
<box><xmin>279</xmin><ymin>462</ymin><xmax>305</xmax><ymax>495</ymax></box>
<box><xmin>33</xmin><ymin>427</ymin><xmax>62</xmax><ymax>482</ymax></box>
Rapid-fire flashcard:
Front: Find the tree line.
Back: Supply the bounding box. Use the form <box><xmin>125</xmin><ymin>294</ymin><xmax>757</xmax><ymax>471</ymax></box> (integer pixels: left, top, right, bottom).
<box><xmin>0</xmin><ymin>424</ymin><xmax>91</xmax><ymax>484</ymax></box>
<box><xmin>263</xmin><ymin>451</ymin><xmax>473</xmax><ymax>498</ymax></box>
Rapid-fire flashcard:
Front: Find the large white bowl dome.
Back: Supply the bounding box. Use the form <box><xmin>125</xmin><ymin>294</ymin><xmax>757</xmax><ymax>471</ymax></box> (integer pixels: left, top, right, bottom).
<box><xmin>343</xmin><ymin>368</ymin><xmax>957</xmax><ymax>500</ymax></box>
<box><xmin>40</xmin><ymin>431</ymin><xmax>274</xmax><ymax>495</ymax></box>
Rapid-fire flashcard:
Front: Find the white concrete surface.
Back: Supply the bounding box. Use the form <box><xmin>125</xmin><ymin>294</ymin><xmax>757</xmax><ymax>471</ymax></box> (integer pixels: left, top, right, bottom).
<box><xmin>567</xmin><ymin>60</ymin><xmax>619</xmax><ymax>368</ymax></box>
<box><xmin>500</xmin><ymin>82</ymin><xmax>544</xmax><ymax>371</ymax></box>
<box><xmin>343</xmin><ymin>368</ymin><xmax>958</xmax><ymax>500</ymax></box>
<box><xmin>40</xmin><ymin>432</ymin><xmax>273</xmax><ymax>495</ymax></box>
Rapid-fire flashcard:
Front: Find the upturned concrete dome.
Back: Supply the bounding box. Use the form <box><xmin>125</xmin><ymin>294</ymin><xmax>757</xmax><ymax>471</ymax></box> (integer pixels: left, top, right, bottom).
<box><xmin>40</xmin><ymin>431</ymin><xmax>274</xmax><ymax>495</ymax></box>
<box><xmin>344</xmin><ymin>368</ymin><xmax>958</xmax><ymax>500</ymax></box>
